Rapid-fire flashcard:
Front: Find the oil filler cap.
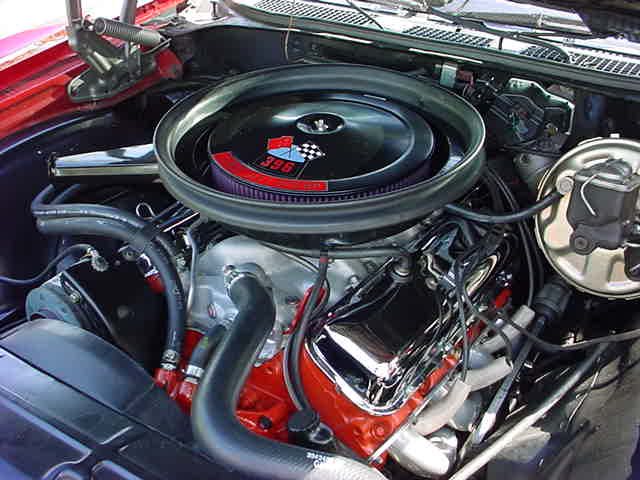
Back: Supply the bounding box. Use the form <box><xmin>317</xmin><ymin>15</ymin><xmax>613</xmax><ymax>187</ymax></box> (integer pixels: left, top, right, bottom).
<box><xmin>287</xmin><ymin>408</ymin><xmax>335</xmax><ymax>452</ymax></box>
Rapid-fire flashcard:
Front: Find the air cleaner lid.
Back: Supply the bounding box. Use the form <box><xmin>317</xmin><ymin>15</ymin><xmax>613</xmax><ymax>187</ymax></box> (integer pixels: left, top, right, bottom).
<box><xmin>208</xmin><ymin>93</ymin><xmax>435</xmax><ymax>195</ymax></box>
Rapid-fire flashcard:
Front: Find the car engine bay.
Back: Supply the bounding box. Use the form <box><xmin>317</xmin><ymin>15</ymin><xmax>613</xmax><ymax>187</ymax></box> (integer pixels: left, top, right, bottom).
<box><xmin>2</xmin><ymin>13</ymin><xmax>640</xmax><ymax>480</ymax></box>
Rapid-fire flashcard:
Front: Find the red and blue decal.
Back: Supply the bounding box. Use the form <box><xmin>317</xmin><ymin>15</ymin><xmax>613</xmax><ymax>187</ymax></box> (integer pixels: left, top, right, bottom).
<box><xmin>267</xmin><ymin>136</ymin><xmax>301</xmax><ymax>163</ymax></box>
<box><xmin>267</xmin><ymin>136</ymin><xmax>325</xmax><ymax>164</ymax></box>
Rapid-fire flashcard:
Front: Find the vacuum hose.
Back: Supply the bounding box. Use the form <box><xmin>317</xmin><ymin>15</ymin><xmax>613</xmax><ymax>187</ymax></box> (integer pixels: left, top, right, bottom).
<box><xmin>444</xmin><ymin>191</ymin><xmax>562</xmax><ymax>224</ymax></box>
<box><xmin>191</xmin><ymin>269</ymin><xmax>386</xmax><ymax>480</ymax></box>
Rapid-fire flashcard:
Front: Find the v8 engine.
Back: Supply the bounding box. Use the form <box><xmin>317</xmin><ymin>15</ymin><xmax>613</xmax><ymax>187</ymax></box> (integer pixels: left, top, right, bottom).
<box><xmin>12</xmin><ymin>61</ymin><xmax>640</xmax><ymax>480</ymax></box>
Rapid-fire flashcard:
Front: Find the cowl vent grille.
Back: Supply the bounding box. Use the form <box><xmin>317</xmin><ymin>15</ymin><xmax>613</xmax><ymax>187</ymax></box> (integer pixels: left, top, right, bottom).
<box><xmin>254</xmin><ymin>0</ymin><xmax>377</xmax><ymax>26</ymax></box>
<box><xmin>403</xmin><ymin>25</ymin><xmax>491</xmax><ymax>47</ymax></box>
<box><xmin>521</xmin><ymin>45</ymin><xmax>640</xmax><ymax>78</ymax></box>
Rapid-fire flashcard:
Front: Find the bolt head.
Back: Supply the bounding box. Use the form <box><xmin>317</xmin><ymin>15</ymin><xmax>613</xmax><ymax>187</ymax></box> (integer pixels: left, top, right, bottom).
<box><xmin>556</xmin><ymin>176</ymin><xmax>574</xmax><ymax>195</ymax></box>
<box><xmin>573</xmin><ymin>236</ymin><xmax>589</xmax><ymax>252</ymax></box>
<box><xmin>373</xmin><ymin>423</ymin><xmax>388</xmax><ymax>438</ymax></box>
<box><xmin>116</xmin><ymin>305</ymin><xmax>131</xmax><ymax>319</ymax></box>
<box><xmin>425</xmin><ymin>277</ymin><xmax>438</xmax><ymax>290</ymax></box>
<box><xmin>258</xmin><ymin>416</ymin><xmax>273</xmax><ymax>430</ymax></box>
<box><xmin>518</xmin><ymin>154</ymin><xmax>530</xmax><ymax>165</ymax></box>
<box><xmin>122</xmin><ymin>249</ymin><xmax>136</xmax><ymax>261</ymax></box>
<box><xmin>68</xmin><ymin>292</ymin><xmax>82</xmax><ymax>304</ymax></box>
<box><xmin>285</xmin><ymin>296</ymin><xmax>300</xmax><ymax>306</ymax></box>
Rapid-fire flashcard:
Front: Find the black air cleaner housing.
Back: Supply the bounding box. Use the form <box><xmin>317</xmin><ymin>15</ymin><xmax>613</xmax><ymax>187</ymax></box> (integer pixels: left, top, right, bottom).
<box><xmin>154</xmin><ymin>64</ymin><xmax>486</xmax><ymax>248</ymax></box>
<box><xmin>209</xmin><ymin>93</ymin><xmax>435</xmax><ymax>202</ymax></box>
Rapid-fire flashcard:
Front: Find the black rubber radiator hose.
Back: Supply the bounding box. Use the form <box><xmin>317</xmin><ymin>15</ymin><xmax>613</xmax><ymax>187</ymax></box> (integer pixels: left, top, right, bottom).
<box><xmin>35</xmin><ymin>216</ymin><xmax>186</xmax><ymax>368</ymax></box>
<box><xmin>191</xmin><ymin>271</ymin><xmax>386</xmax><ymax>480</ymax></box>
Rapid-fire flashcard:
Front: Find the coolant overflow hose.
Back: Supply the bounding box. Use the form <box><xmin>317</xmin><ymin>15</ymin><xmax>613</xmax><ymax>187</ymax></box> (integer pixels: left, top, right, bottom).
<box><xmin>191</xmin><ymin>272</ymin><xmax>386</xmax><ymax>480</ymax></box>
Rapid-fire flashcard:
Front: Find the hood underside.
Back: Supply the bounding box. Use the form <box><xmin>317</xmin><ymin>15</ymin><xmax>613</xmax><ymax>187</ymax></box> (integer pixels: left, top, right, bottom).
<box><xmin>509</xmin><ymin>0</ymin><xmax>640</xmax><ymax>40</ymax></box>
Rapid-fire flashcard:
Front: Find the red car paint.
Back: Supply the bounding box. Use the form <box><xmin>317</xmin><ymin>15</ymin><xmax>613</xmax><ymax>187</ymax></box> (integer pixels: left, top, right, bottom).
<box><xmin>0</xmin><ymin>0</ymin><xmax>184</xmax><ymax>140</ymax></box>
<box><xmin>0</xmin><ymin>25</ymin><xmax>64</xmax><ymax>60</ymax></box>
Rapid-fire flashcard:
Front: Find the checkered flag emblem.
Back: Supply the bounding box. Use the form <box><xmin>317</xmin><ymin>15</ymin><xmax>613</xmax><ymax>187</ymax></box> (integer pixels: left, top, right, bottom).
<box><xmin>296</xmin><ymin>141</ymin><xmax>325</xmax><ymax>162</ymax></box>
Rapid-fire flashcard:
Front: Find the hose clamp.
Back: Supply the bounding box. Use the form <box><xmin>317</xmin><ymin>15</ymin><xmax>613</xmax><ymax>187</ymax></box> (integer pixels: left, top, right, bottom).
<box><xmin>87</xmin><ymin>247</ymin><xmax>109</xmax><ymax>272</ymax></box>
<box><xmin>185</xmin><ymin>365</ymin><xmax>205</xmax><ymax>379</ymax></box>
<box><xmin>162</xmin><ymin>349</ymin><xmax>180</xmax><ymax>365</ymax></box>
<box><xmin>222</xmin><ymin>263</ymin><xmax>270</xmax><ymax>294</ymax></box>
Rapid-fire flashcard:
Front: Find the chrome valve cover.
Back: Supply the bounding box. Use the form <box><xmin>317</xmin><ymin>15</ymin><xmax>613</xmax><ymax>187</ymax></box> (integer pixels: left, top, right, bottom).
<box><xmin>307</xmin><ymin>279</ymin><xmax>448</xmax><ymax>416</ymax></box>
<box><xmin>307</xmin><ymin>230</ymin><xmax>507</xmax><ymax>416</ymax></box>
